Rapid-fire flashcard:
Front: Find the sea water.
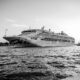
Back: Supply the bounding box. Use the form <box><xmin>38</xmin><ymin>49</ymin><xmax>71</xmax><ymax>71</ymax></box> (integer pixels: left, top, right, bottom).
<box><xmin>0</xmin><ymin>46</ymin><xmax>80</xmax><ymax>80</ymax></box>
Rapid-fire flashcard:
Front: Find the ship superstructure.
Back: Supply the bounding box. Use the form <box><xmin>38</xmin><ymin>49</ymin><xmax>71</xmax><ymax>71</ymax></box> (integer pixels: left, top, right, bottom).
<box><xmin>3</xmin><ymin>27</ymin><xmax>75</xmax><ymax>47</ymax></box>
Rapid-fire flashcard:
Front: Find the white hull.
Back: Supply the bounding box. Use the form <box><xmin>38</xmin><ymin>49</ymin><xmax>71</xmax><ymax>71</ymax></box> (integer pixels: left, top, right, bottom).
<box><xmin>26</xmin><ymin>37</ymin><xmax>74</xmax><ymax>47</ymax></box>
<box><xmin>4</xmin><ymin>36</ymin><xmax>74</xmax><ymax>47</ymax></box>
<box><xmin>8</xmin><ymin>37</ymin><xmax>74</xmax><ymax>47</ymax></box>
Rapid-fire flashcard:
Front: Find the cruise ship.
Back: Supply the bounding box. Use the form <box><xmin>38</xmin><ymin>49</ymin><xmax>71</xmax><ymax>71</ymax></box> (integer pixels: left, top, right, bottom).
<box><xmin>3</xmin><ymin>27</ymin><xmax>75</xmax><ymax>47</ymax></box>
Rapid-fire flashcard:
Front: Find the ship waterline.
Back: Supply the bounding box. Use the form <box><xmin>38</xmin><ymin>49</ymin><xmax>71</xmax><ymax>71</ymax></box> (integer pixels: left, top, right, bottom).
<box><xmin>3</xmin><ymin>27</ymin><xmax>75</xmax><ymax>47</ymax></box>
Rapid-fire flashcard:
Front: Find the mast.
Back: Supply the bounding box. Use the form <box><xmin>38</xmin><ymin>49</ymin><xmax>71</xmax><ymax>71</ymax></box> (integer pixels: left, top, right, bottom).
<box><xmin>4</xmin><ymin>29</ymin><xmax>8</xmax><ymax>37</ymax></box>
<box><xmin>41</xmin><ymin>26</ymin><xmax>45</xmax><ymax>30</ymax></box>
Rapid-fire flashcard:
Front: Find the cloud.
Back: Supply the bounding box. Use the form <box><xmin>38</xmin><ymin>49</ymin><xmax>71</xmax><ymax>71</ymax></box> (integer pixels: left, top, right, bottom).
<box><xmin>5</xmin><ymin>18</ymin><xmax>15</xmax><ymax>23</ymax></box>
<box><xmin>12</xmin><ymin>23</ymin><xmax>27</xmax><ymax>27</ymax></box>
<box><xmin>5</xmin><ymin>18</ymin><xmax>27</xmax><ymax>28</ymax></box>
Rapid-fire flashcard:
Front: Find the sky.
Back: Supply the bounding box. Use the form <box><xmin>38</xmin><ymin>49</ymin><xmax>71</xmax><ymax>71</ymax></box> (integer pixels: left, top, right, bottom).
<box><xmin>0</xmin><ymin>0</ymin><xmax>80</xmax><ymax>43</ymax></box>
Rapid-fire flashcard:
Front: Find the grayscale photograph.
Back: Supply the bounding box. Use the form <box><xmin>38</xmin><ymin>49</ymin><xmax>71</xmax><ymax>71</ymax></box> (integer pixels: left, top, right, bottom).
<box><xmin>0</xmin><ymin>0</ymin><xmax>80</xmax><ymax>80</ymax></box>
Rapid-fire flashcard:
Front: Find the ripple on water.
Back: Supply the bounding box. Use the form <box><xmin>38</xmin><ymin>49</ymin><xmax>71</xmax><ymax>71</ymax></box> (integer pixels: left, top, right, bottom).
<box><xmin>0</xmin><ymin>46</ymin><xmax>80</xmax><ymax>80</ymax></box>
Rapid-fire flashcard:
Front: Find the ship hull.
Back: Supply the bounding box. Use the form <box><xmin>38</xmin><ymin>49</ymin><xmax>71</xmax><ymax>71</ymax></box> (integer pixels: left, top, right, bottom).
<box><xmin>3</xmin><ymin>36</ymin><xmax>74</xmax><ymax>47</ymax></box>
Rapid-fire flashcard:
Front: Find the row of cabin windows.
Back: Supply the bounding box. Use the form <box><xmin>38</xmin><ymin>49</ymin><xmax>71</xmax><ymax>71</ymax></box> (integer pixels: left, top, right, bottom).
<box><xmin>41</xmin><ymin>38</ymin><xmax>74</xmax><ymax>43</ymax></box>
<box><xmin>41</xmin><ymin>32</ymin><xmax>74</xmax><ymax>40</ymax></box>
<box><xmin>22</xmin><ymin>30</ymin><xmax>36</xmax><ymax>33</ymax></box>
<box><xmin>31</xmin><ymin>37</ymin><xmax>37</xmax><ymax>40</ymax></box>
<box><xmin>41</xmin><ymin>34</ymin><xmax>70</xmax><ymax>40</ymax></box>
